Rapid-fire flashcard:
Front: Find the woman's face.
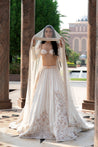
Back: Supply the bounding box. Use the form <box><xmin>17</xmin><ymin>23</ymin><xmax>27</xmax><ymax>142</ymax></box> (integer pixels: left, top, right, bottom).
<box><xmin>44</xmin><ymin>27</ymin><xmax>53</xmax><ymax>38</ymax></box>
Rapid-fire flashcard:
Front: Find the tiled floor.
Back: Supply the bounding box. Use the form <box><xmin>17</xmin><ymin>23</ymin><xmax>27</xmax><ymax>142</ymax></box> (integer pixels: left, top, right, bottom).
<box><xmin>0</xmin><ymin>108</ymin><xmax>94</xmax><ymax>147</ymax></box>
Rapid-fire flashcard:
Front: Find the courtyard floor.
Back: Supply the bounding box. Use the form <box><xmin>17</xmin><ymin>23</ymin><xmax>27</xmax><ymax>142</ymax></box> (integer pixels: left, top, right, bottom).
<box><xmin>0</xmin><ymin>81</ymin><xmax>95</xmax><ymax>147</ymax></box>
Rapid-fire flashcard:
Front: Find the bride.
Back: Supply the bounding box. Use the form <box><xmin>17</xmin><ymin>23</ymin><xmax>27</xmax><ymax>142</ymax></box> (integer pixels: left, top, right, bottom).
<box><xmin>9</xmin><ymin>25</ymin><xmax>94</xmax><ymax>143</ymax></box>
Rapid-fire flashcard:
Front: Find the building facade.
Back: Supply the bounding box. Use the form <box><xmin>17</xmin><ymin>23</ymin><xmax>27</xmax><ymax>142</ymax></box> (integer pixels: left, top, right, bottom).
<box><xmin>68</xmin><ymin>19</ymin><xmax>88</xmax><ymax>55</ymax></box>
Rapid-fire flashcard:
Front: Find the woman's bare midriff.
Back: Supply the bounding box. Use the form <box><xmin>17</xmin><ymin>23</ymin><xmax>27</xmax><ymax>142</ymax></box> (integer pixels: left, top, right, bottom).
<box><xmin>41</xmin><ymin>54</ymin><xmax>57</xmax><ymax>66</ymax></box>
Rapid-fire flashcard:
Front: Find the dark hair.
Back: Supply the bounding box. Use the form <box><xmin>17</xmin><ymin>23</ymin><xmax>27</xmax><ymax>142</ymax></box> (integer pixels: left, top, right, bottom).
<box><xmin>41</xmin><ymin>25</ymin><xmax>58</xmax><ymax>56</ymax></box>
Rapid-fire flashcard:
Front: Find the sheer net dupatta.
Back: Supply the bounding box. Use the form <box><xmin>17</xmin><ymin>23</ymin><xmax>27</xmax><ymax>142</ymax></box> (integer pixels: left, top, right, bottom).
<box><xmin>59</xmin><ymin>39</ymin><xmax>94</xmax><ymax>130</ymax></box>
<box><xmin>9</xmin><ymin>26</ymin><xmax>61</xmax><ymax>133</ymax></box>
<box><xmin>9</xmin><ymin>34</ymin><xmax>43</xmax><ymax>133</ymax></box>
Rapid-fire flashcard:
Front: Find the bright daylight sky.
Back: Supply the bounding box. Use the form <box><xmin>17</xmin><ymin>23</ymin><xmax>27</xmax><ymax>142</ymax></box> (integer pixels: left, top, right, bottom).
<box><xmin>57</xmin><ymin>0</ymin><xmax>88</xmax><ymax>29</ymax></box>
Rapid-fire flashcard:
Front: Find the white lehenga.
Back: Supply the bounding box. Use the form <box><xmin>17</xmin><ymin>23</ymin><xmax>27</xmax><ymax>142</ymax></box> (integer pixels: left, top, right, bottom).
<box><xmin>9</xmin><ymin>25</ymin><xmax>94</xmax><ymax>142</ymax></box>
<box><xmin>18</xmin><ymin>65</ymin><xmax>82</xmax><ymax>141</ymax></box>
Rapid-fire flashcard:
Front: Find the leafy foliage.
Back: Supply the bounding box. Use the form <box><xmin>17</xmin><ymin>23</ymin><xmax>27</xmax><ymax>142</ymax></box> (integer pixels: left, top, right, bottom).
<box><xmin>35</xmin><ymin>0</ymin><xmax>60</xmax><ymax>33</ymax></box>
<box><xmin>68</xmin><ymin>50</ymin><xmax>80</xmax><ymax>64</ymax></box>
<box><xmin>67</xmin><ymin>61</ymin><xmax>76</xmax><ymax>67</ymax></box>
<box><xmin>60</xmin><ymin>29</ymin><xmax>80</xmax><ymax>64</ymax></box>
<box><xmin>10</xmin><ymin>0</ymin><xmax>21</xmax><ymax>63</ymax></box>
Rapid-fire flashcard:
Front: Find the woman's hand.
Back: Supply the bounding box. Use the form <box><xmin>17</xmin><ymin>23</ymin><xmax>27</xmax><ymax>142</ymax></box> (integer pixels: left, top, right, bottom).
<box><xmin>32</xmin><ymin>35</ymin><xmax>36</xmax><ymax>46</ymax></box>
<box><xmin>59</xmin><ymin>36</ymin><xmax>65</xmax><ymax>47</ymax></box>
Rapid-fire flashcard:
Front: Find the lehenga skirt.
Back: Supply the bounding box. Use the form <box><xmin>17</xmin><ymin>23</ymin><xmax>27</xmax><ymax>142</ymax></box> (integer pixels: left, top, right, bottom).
<box><xmin>10</xmin><ymin>65</ymin><xmax>84</xmax><ymax>141</ymax></box>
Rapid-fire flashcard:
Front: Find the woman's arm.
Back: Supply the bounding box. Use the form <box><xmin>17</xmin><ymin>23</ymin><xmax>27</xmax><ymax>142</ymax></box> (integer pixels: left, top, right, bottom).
<box><xmin>58</xmin><ymin>36</ymin><xmax>66</xmax><ymax>62</ymax></box>
<box><xmin>31</xmin><ymin>36</ymin><xmax>41</xmax><ymax>60</ymax></box>
<box><xmin>59</xmin><ymin>36</ymin><xmax>65</xmax><ymax>48</ymax></box>
<box><xmin>32</xmin><ymin>35</ymin><xmax>36</xmax><ymax>47</ymax></box>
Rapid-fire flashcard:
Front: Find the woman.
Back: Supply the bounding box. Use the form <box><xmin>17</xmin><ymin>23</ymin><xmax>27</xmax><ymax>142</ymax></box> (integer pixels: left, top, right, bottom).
<box><xmin>9</xmin><ymin>25</ymin><xmax>93</xmax><ymax>143</ymax></box>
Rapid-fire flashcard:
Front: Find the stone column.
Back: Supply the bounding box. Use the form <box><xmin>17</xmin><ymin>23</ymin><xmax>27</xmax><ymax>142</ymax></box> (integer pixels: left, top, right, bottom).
<box><xmin>18</xmin><ymin>0</ymin><xmax>35</xmax><ymax>108</ymax></box>
<box><xmin>94</xmin><ymin>0</ymin><xmax>98</xmax><ymax>146</ymax></box>
<box><xmin>0</xmin><ymin>0</ymin><xmax>12</xmax><ymax>109</ymax></box>
<box><xmin>82</xmin><ymin>0</ymin><xmax>96</xmax><ymax>110</ymax></box>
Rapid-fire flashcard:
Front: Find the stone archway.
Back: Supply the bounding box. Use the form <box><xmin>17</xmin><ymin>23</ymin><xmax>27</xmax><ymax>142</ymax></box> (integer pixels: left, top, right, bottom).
<box><xmin>17</xmin><ymin>0</ymin><xmax>35</xmax><ymax>108</ymax></box>
<box><xmin>82</xmin><ymin>0</ymin><xmax>96</xmax><ymax>111</ymax></box>
<box><xmin>95</xmin><ymin>0</ymin><xmax>98</xmax><ymax>146</ymax></box>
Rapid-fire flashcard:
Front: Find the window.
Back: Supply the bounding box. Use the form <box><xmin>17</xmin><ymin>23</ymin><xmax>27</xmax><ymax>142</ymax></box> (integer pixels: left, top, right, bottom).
<box><xmin>83</xmin><ymin>26</ymin><xmax>85</xmax><ymax>31</ymax></box>
<box><xmin>74</xmin><ymin>39</ymin><xmax>79</xmax><ymax>52</ymax></box>
<box><xmin>82</xmin><ymin>39</ymin><xmax>86</xmax><ymax>51</ymax></box>
<box><xmin>80</xmin><ymin>26</ymin><xmax>81</xmax><ymax>31</ymax></box>
<box><xmin>76</xmin><ymin>26</ymin><xmax>78</xmax><ymax>31</ymax></box>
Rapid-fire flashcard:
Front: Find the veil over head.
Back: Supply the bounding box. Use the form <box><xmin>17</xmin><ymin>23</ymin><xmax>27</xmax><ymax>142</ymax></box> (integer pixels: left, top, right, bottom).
<box><xmin>10</xmin><ymin>25</ymin><xmax>93</xmax><ymax>132</ymax></box>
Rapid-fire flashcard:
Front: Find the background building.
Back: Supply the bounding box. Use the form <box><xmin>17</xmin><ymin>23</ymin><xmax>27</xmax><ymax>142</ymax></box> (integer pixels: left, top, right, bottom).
<box><xmin>68</xmin><ymin>16</ymin><xmax>88</xmax><ymax>55</ymax></box>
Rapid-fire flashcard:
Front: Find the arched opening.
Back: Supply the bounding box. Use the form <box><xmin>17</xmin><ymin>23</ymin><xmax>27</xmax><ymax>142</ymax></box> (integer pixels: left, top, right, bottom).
<box><xmin>81</xmin><ymin>38</ymin><xmax>87</xmax><ymax>53</ymax></box>
<box><xmin>74</xmin><ymin>38</ymin><xmax>79</xmax><ymax>52</ymax></box>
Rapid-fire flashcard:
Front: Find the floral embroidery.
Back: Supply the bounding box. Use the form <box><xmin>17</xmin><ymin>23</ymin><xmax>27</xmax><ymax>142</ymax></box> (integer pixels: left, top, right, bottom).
<box><xmin>54</xmin><ymin>91</ymin><xmax>80</xmax><ymax>141</ymax></box>
<box><xmin>20</xmin><ymin>110</ymin><xmax>55</xmax><ymax>139</ymax></box>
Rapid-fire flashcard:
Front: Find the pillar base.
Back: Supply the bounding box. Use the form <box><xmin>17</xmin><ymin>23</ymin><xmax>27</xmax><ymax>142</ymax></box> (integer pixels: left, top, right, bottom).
<box><xmin>0</xmin><ymin>100</ymin><xmax>12</xmax><ymax>109</ymax></box>
<box><xmin>17</xmin><ymin>97</ymin><xmax>25</xmax><ymax>108</ymax></box>
<box><xmin>82</xmin><ymin>100</ymin><xmax>95</xmax><ymax>110</ymax></box>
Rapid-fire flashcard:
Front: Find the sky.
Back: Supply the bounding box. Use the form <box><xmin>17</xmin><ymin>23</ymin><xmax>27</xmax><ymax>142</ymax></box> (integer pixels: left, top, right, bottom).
<box><xmin>57</xmin><ymin>0</ymin><xmax>88</xmax><ymax>29</ymax></box>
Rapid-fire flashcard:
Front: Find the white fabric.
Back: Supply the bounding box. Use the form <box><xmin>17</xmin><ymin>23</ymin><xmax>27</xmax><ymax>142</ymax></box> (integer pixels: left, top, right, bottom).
<box><xmin>9</xmin><ymin>25</ymin><xmax>94</xmax><ymax>141</ymax></box>
<box><xmin>41</xmin><ymin>49</ymin><xmax>54</xmax><ymax>55</ymax></box>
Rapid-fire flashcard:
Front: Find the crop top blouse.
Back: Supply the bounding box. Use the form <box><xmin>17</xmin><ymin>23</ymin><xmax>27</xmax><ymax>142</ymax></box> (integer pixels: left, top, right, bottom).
<box><xmin>41</xmin><ymin>49</ymin><xmax>54</xmax><ymax>55</ymax></box>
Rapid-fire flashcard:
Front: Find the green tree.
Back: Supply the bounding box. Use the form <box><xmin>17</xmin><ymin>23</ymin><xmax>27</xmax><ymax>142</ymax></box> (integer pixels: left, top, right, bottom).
<box><xmin>10</xmin><ymin>0</ymin><xmax>21</xmax><ymax>63</ymax></box>
<box><xmin>60</xmin><ymin>28</ymin><xmax>79</xmax><ymax>63</ymax></box>
<box><xmin>35</xmin><ymin>0</ymin><xmax>60</xmax><ymax>33</ymax></box>
<box><xmin>69</xmin><ymin>50</ymin><xmax>80</xmax><ymax>64</ymax></box>
<box><xmin>65</xmin><ymin>44</ymin><xmax>80</xmax><ymax>63</ymax></box>
<box><xmin>60</xmin><ymin>28</ymin><xmax>70</xmax><ymax>60</ymax></box>
<box><xmin>60</xmin><ymin>28</ymin><xmax>69</xmax><ymax>44</ymax></box>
